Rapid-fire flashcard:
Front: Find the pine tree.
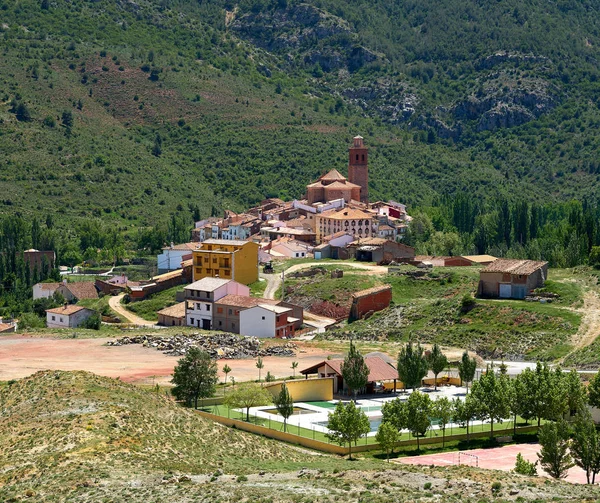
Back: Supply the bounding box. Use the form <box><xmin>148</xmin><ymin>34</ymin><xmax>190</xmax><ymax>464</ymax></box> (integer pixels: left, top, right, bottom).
<box><xmin>341</xmin><ymin>341</ymin><xmax>369</xmax><ymax>398</ymax></box>
<box><xmin>171</xmin><ymin>347</ymin><xmax>218</xmax><ymax>409</ymax></box>
<box><xmin>537</xmin><ymin>420</ymin><xmax>574</xmax><ymax>479</ymax></box>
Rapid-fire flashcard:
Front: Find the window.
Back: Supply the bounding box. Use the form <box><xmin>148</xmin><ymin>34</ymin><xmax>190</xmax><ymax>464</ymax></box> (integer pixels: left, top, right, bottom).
<box><xmin>212</xmin><ymin>258</ymin><xmax>217</xmax><ymax>263</ymax></box>
<box><xmin>218</xmin><ymin>321</ymin><xmax>222</xmax><ymax>326</ymax></box>
<box><xmin>232</xmin><ymin>323</ymin><xmax>235</xmax><ymax>329</ymax></box>
<box><xmin>60</xmin><ymin>317</ymin><xmax>63</xmax><ymax>322</ymax></box>
<box><xmin>229</xmin><ymin>309</ymin><xmax>232</xmax><ymax>315</ymax></box>
<box><xmin>52</xmin><ymin>316</ymin><xmax>56</xmax><ymax>321</ymax></box>
<box><xmin>262</xmin><ymin>316</ymin><xmax>265</xmax><ymax>320</ymax></box>
<box><xmin>217</xmin><ymin>307</ymin><xmax>223</xmax><ymax>314</ymax></box>
<box><xmin>190</xmin><ymin>318</ymin><xmax>194</xmax><ymax>324</ymax></box>
<box><xmin>361</xmin><ymin>154</ymin><xmax>365</xmax><ymax>161</ymax></box>
<box><xmin>205</xmin><ymin>291</ymin><xmax>210</xmax><ymax>298</ymax></box>
<box><xmin>355</xmin><ymin>154</ymin><xmax>359</xmax><ymax>161</ymax></box>
<box><xmin>196</xmin><ymin>303</ymin><xmax>201</xmax><ymax>310</ymax></box>
<box><xmin>206</xmin><ymin>304</ymin><xmax>211</xmax><ymax>311</ymax></box>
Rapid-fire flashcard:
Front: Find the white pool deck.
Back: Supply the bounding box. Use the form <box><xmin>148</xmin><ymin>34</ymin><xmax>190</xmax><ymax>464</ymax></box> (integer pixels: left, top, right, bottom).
<box><xmin>244</xmin><ymin>385</ymin><xmax>474</xmax><ymax>437</ymax></box>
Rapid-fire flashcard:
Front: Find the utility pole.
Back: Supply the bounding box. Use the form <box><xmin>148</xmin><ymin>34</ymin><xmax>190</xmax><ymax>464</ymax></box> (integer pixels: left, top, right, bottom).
<box><xmin>281</xmin><ymin>269</ymin><xmax>285</xmax><ymax>302</ymax></box>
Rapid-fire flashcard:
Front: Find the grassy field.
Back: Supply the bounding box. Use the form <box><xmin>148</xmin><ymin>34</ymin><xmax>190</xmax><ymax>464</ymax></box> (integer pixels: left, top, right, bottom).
<box><xmin>1</xmin><ymin>370</ymin><xmax>596</xmax><ymax>502</ymax></box>
<box><xmin>125</xmin><ymin>285</ymin><xmax>184</xmax><ymax>321</ymax></box>
<box><xmin>287</xmin><ymin>265</ymin><xmax>587</xmax><ymax>361</ymax></box>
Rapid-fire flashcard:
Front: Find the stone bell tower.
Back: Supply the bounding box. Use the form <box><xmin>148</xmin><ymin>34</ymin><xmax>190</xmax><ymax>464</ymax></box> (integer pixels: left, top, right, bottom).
<box><xmin>348</xmin><ymin>135</ymin><xmax>368</xmax><ymax>203</ymax></box>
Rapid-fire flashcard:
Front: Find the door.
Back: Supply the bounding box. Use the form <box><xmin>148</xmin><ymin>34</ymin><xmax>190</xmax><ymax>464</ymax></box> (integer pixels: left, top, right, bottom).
<box><xmin>499</xmin><ymin>284</ymin><xmax>512</xmax><ymax>298</ymax></box>
<box><xmin>202</xmin><ymin>319</ymin><xmax>211</xmax><ymax>330</ymax></box>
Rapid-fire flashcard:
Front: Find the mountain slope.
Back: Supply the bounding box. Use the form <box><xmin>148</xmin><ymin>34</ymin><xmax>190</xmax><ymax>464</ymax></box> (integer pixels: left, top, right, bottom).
<box><xmin>0</xmin><ymin>0</ymin><xmax>599</xmax><ymax>229</ymax></box>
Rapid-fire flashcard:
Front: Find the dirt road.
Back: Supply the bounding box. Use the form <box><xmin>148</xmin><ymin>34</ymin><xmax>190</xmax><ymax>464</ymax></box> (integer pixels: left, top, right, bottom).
<box><xmin>108</xmin><ymin>294</ymin><xmax>157</xmax><ymax>327</ymax></box>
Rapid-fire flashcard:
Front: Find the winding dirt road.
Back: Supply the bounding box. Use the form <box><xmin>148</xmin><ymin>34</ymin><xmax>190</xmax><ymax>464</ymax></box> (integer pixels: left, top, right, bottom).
<box><xmin>108</xmin><ymin>294</ymin><xmax>157</xmax><ymax>327</ymax></box>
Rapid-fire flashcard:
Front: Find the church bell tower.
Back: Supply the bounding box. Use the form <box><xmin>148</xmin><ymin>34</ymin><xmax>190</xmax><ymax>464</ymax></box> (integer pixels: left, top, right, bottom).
<box><xmin>348</xmin><ymin>135</ymin><xmax>368</xmax><ymax>203</ymax></box>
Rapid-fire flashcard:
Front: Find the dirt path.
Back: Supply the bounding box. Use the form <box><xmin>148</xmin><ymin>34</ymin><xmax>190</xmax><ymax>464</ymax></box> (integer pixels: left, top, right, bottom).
<box><xmin>261</xmin><ymin>272</ymin><xmax>282</xmax><ymax>300</ymax></box>
<box><xmin>108</xmin><ymin>294</ymin><xmax>157</xmax><ymax>327</ymax></box>
<box><xmin>568</xmin><ymin>290</ymin><xmax>600</xmax><ymax>351</ymax></box>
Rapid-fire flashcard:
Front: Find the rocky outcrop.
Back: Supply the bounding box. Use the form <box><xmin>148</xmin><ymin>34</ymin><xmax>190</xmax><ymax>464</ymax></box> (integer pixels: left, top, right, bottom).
<box><xmin>477</xmin><ymin>51</ymin><xmax>550</xmax><ymax>71</ymax></box>
<box><xmin>230</xmin><ymin>3</ymin><xmax>383</xmax><ymax>73</ymax></box>
<box><xmin>342</xmin><ymin>82</ymin><xmax>418</xmax><ymax>123</ymax></box>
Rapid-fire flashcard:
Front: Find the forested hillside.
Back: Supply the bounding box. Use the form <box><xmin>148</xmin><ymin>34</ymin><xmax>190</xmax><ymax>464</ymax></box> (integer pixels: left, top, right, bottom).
<box><xmin>1</xmin><ymin>0</ymin><xmax>600</xmax><ymax>229</ymax></box>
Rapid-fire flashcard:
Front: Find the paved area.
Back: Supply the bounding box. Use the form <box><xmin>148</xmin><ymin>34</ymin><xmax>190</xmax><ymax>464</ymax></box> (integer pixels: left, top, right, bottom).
<box><xmin>396</xmin><ymin>443</ymin><xmax>589</xmax><ymax>484</ymax></box>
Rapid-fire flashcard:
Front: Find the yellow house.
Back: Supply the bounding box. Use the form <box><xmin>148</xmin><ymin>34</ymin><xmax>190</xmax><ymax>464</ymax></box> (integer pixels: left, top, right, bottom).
<box><xmin>192</xmin><ymin>239</ymin><xmax>259</xmax><ymax>285</ymax></box>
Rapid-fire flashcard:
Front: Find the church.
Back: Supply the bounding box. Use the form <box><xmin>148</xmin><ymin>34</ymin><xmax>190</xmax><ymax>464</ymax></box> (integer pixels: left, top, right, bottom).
<box><xmin>306</xmin><ymin>136</ymin><xmax>369</xmax><ymax>205</ymax></box>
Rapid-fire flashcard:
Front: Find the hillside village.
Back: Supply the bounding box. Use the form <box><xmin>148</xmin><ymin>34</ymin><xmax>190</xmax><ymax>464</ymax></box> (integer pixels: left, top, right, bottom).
<box><xmin>5</xmin><ymin>135</ymin><xmax>600</xmax><ymax>500</ymax></box>
<box><xmin>29</xmin><ymin>137</ymin><xmax>551</xmax><ymax>336</ymax></box>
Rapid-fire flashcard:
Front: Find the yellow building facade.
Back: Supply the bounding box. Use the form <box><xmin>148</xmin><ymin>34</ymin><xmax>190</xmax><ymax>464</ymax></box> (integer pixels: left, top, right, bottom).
<box><xmin>192</xmin><ymin>239</ymin><xmax>259</xmax><ymax>285</ymax></box>
<box><xmin>315</xmin><ymin>207</ymin><xmax>376</xmax><ymax>243</ymax></box>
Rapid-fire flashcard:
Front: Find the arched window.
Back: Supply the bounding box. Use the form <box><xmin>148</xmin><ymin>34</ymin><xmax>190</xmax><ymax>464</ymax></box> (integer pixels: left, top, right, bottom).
<box><xmin>355</xmin><ymin>154</ymin><xmax>359</xmax><ymax>161</ymax></box>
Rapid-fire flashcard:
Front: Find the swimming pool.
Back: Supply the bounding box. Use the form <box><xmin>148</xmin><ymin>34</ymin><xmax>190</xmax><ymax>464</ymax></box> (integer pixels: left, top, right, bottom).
<box><xmin>315</xmin><ymin>416</ymin><xmax>383</xmax><ymax>433</ymax></box>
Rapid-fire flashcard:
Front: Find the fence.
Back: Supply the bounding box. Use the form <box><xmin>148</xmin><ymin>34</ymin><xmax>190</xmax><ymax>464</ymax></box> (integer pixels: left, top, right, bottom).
<box><xmin>196</xmin><ymin>406</ymin><xmax>539</xmax><ymax>456</ymax></box>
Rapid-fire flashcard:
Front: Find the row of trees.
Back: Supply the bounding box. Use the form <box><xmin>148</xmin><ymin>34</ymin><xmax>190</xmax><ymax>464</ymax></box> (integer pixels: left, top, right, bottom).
<box><xmin>407</xmin><ymin>196</ymin><xmax>600</xmax><ymax>268</ymax></box>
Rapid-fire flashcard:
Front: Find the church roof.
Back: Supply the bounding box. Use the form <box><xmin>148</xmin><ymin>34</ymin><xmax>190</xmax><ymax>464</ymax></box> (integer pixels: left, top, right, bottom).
<box><xmin>325</xmin><ymin>180</ymin><xmax>361</xmax><ymax>189</ymax></box>
<box><xmin>320</xmin><ymin>169</ymin><xmax>347</xmax><ymax>181</ymax></box>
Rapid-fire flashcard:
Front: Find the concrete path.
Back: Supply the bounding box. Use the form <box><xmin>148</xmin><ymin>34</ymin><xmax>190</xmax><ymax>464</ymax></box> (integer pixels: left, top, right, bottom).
<box><xmin>108</xmin><ymin>294</ymin><xmax>158</xmax><ymax>327</ymax></box>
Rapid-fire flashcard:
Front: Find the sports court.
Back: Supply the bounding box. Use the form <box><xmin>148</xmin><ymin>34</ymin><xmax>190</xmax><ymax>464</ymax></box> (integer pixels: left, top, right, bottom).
<box><xmin>395</xmin><ymin>443</ymin><xmax>588</xmax><ymax>484</ymax></box>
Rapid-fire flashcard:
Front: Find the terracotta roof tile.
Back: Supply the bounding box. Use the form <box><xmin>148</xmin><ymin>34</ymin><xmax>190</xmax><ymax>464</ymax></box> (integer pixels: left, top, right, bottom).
<box><xmin>157</xmin><ymin>302</ymin><xmax>186</xmax><ymax>318</ymax></box>
<box><xmin>46</xmin><ymin>305</ymin><xmax>90</xmax><ymax>316</ymax></box>
<box><xmin>301</xmin><ymin>356</ymin><xmax>398</xmax><ymax>381</ymax></box>
<box><xmin>481</xmin><ymin>259</ymin><xmax>548</xmax><ymax>275</ymax></box>
<box><xmin>63</xmin><ymin>282</ymin><xmax>98</xmax><ymax>300</ymax></box>
<box><xmin>215</xmin><ymin>295</ymin><xmax>278</xmax><ymax>309</ymax></box>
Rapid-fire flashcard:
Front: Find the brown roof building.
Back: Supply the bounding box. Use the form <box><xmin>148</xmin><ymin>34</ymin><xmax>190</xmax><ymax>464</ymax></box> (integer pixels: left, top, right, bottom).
<box><xmin>477</xmin><ymin>259</ymin><xmax>549</xmax><ymax>299</ymax></box>
<box><xmin>57</xmin><ymin>281</ymin><xmax>98</xmax><ymax>302</ymax></box>
<box><xmin>300</xmin><ymin>356</ymin><xmax>398</xmax><ymax>394</ymax></box>
<box><xmin>306</xmin><ymin>169</ymin><xmax>362</xmax><ymax>205</ymax></box>
<box><xmin>157</xmin><ymin>302</ymin><xmax>186</xmax><ymax>327</ymax></box>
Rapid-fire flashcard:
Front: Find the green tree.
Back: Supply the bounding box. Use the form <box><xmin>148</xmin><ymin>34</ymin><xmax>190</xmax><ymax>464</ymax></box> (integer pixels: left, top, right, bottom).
<box><xmin>375</xmin><ymin>421</ymin><xmax>400</xmax><ymax>461</ymax></box>
<box><xmin>273</xmin><ymin>382</ymin><xmax>294</xmax><ymax>432</ymax></box>
<box><xmin>432</xmin><ymin>397</ymin><xmax>453</xmax><ymax>447</ymax></box>
<box><xmin>469</xmin><ymin>365</ymin><xmax>510</xmax><ymax>439</ymax></box>
<box><xmin>223</xmin><ymin>383</ymin><xmax>272</xmax><ymax>422</ymax></box>
<box><xmin>222</xmin><ymin>363</ymin><xmax>231</xmax><ymax>385</ymax></box>
<box><xmin>341</xmin><ymin>341</ymin><xmax>369</xmax><ymax>397</ymax></box>
<box><xmin>588</xmin><ymin>370</ymin><xmax>600</xmax><ymax>408</ymax></box>
<box><xmin>453</xmin><ymin>396</ymin><xmax>476</xmax><ymax>444</ymax></box>
<box><xmin>426</xmin><ymin>344</ymin><xmax>448</xmax><ymax>390</ymax></box>
<box><xmin>256</xmin><ymin>356</ymin><xmax>264</xmax><ymax>381</ymax></box>
<box><xmin>537</xmin><ymin>420</ymin><xmax>574</xmax><ymax>479</ymax></box>
<box><xmin>381</xmin><ymin>397</ymin><xmax>407</xmax><ymax>432</ymax></box>
<box><xmin>406</xmin><ymin>391</ymin><xmax>432</xmax><ymax>452</ymax></box>
<box><xmin>571</xmin><ymin>411</ymin><xmax>600</xmax><ymax>484</ymax></box>
<box><xmin>171</xmin><ymin>347</ymin><xmax>218</xmax><ymax>409</ymax></box>
<box><xmin>564</xmin><ymin>369</ymin><xmax>587</xmax><ymax>416</ymax></box>
<box><xmin>291</xmin><ymin>361</ymin><xmax>298</xmax><ymax>378</ymax></box>
<box><xmin>326</xmin><ymin>400</ymin><xmax>370</xmax><ymax>460</ymax></box>
<box><xmin>397</xmin><ymin>342</ymin><xmax>428</xmax><ymax>391</ymax></box>
<box><xmin>457</xmin><ymin>351</ymin><xmax>477</xmax><ymax>393</ymax></box>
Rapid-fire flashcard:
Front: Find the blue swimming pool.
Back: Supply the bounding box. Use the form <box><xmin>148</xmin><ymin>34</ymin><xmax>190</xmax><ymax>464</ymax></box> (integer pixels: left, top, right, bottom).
<box><xmin>315</xmin><ymin>416</ymin><xmax>382</xmax><ymax>433</ymax></box>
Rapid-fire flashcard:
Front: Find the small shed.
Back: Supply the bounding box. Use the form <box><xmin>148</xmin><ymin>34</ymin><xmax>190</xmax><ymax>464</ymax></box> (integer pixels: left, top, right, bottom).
<box><xmin>46</xmin><ymin>305</ymin><xmax>95</xmax><ymax>328</ymax></box>
<box><xmin>478</xmin><ymin>259</ymin><xmax>549</xmax><ymax>299</ymax></box>
<box><xmin>349</xmin><ymin>285</ymin><xmax>392</xmax><ymax>321</ymax></box>
<box><xmin>157</xmin><ymin>302</ymin><xmax>186</xmax><ymax>326</ymax></box>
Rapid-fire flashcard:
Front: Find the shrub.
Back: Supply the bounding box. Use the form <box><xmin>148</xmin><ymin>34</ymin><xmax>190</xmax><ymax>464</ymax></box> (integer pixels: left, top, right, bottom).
<box><xmin>460</xmin><ymin>293</ymin><xmax>476</xmax><ymax>313</ymax></box>
<box><xmin>81</xmin><ymin>312</ymin><xmax>101</xmax><ymax>330</ymax></box>
<box><xmin>19</xmin><ymin>312</ymin><xmax>45</xmax><ymax>330</ymax></box>
<box><xmin>514</xmin><ymin>453</ymin><xmax>538</xmax><ymax>476</ymax></box>
<box><xmin>236</xmin><ymin>475</ymin><xmax>247</xmax><ymax>482</ymax></box>
<box><xmin>491</xmin><ymin>481</ymin><xmax>502</xmax><ymax>494</ymax></box>
<box><xmin>423</xmin><ymin>482</ymin><xmax>432</xmax><ymax>490</ymax></box>
<box><xmin>265</xmin><ymin>371</ymin><xmax>275</xmax><ymax>382</ymax></box>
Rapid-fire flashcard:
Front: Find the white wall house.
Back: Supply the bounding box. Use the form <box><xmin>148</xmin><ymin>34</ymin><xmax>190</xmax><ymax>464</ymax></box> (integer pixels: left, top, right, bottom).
<box><xmin>239</xmin><ymin>304</ymin><xmax>296</xmax><ymax>338</ymax></box>
<box><xmin>157</xmin><ymin>243</ymin><xmax>198</xmax><ymax>273</ymax></box>
<box><xmin>46</xmin><ymin>305</ymin><xmax>95</xmax><ymax>328</ymax></box>
<box><xmin>184</xmin><ymin>277</ymin><xmax>249</xmax><ymax>329</ymax></box>
<box><xmin>33</xmin><ymin>282</ymin><xmax>61</xmax><ymax>300</ymax></box>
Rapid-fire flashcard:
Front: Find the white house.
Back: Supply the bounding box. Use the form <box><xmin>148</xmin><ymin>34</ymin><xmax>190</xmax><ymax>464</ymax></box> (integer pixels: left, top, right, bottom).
<box><xmin>269</xmin><ymin>239</ymin><xmax>312</xmax><ymax>259</ymax></box>
<box><xmin>33</xmin><ymin>282</ymin><xmax>61</xmax><ymax>300</ymax></box>
<box><xmin>184</xmin><ymin>277</ymin><xmax>250</xmax><ymax>329</ymax></box>
<box><xmin>239</xmin><ymin>304</ymin><xmax>297</xmax><ymax>338</ymax></box>
<box><xmin>157</xmin><ymin>243</ymin><xmax>198</xmax><ymax>273</ymax></box>
<box><xmin>46</xmin><ymin>305</ymin><xmax>95</xmax><ymax>329</ymax></box>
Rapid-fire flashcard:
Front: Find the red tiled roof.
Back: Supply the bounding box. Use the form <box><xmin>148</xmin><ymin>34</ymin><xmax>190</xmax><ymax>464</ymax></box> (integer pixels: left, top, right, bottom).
<box><xmin>157</xmin><ymin>302</ymin><xmax>186</xmax><ymax>318</ymax></box>
<box><xmin>46</xmin><ymin>305</ymin><xmax>90</xmax><ymax>316</ymax></box>
<box><xmin>215</xmin><ymin>295</ymin><xmax>278</xmax><ymax>309</ymax></box>
<box><xmin>481</xmin><ymin>259</ymin><xmax>548</xmax><ymax>275</ymax></box>
<box><xmin>63</xmin><ymin>282</ymin><xmax>98</xmax><ymax>300</ymax></box>
<box><xmin>38</xmin><ymin>282</ymin><xmax>61</xmax><ymax>291</ymax></box>
<box><xmin>300</xmin><ymin>356</ymin><xmax>398</xmax><ymax>381</ymax></box>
